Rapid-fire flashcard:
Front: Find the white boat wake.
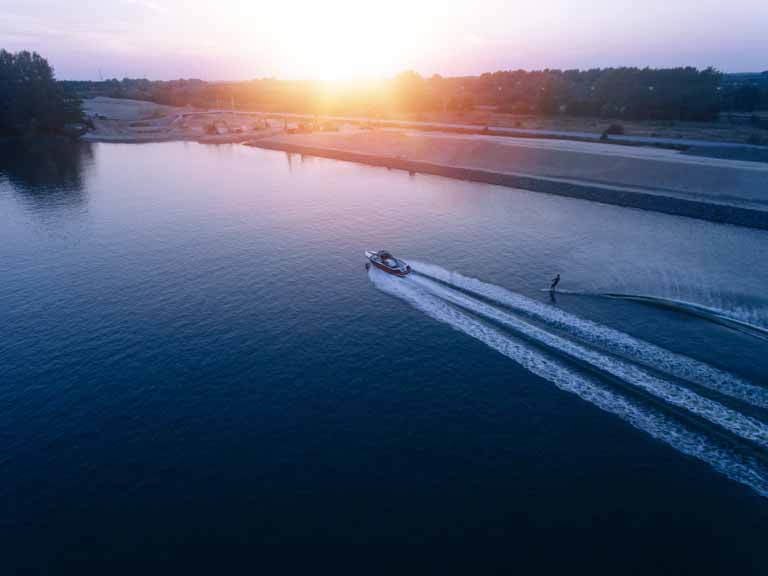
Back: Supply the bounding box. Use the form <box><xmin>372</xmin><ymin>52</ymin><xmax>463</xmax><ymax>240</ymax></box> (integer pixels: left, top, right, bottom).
<box><xmin>367</xmin><ymin>264</ymin><xmax>768</xmax><ymax>498</ymax></box>
<box><xmin>414</xmin><ymin>262</ymin><xmax>768</xmax><ymax>410</ymax></box>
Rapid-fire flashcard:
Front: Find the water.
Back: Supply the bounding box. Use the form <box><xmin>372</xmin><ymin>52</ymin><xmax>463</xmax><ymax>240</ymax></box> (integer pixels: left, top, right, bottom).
<box><xmin>1</xmin><ymin>140</ymin><xmax>767</xmax><ymax>573</ymax></box>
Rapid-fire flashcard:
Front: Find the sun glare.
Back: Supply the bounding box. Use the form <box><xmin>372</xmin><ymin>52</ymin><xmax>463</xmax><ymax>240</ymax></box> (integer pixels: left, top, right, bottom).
<box><xmin>300</xmin><ymin>35</ymin><xmax>401</xmax><ymax>81</ymax></box>
<box><xmin>274</xmin><ymin>22</ymin><xmax>409</xmax><ymax>80</ymax></box>
<box><xmin>251</xmin><ymin>0</ymin><xmax>440</xmax><ymax>80</ymax></box>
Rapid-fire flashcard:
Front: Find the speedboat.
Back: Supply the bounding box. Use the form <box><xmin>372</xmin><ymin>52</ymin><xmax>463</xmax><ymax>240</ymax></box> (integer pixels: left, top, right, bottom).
<box><xmin>365</xmin><ymin>250</ymin><xmax>411</xmax><ymax>277</ymax></box>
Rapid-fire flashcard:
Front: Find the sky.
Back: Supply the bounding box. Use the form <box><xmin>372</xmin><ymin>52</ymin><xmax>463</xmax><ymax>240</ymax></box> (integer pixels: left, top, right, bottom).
<box><xmin>1</xmin><ymin>0</ymin><xmax>767</xmax><ymax>80</ymax></box>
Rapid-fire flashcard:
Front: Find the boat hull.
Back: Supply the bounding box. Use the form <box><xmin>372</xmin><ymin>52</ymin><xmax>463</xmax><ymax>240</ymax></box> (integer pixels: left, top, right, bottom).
<box><xmin>365</xmin><ymin>250</ymin><xmax>411</xmax><ymax>277</ymax></box>
<box><xmin>370</xmin><ymin>259</ymin><xmax>411</xmax><ymax>277</ymax></box>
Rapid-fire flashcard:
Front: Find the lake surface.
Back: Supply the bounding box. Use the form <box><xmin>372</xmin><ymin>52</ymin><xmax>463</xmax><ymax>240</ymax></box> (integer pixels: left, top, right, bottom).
<box><xmin>2</xmin><ymin>140</ymin><xmax>767</xmax><ymax>574</ymax></box>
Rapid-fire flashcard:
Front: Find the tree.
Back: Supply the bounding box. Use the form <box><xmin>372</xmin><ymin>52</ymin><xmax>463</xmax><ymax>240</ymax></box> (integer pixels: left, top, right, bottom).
<box><xmin>0</xmin><ymin>49</ymin><xmax>83</xmax><ymax>136</ymax></box>
<box><xmin>393</xmin><ymin>70</ymin><xmax>429</xmax><ymax>113</ymax></box>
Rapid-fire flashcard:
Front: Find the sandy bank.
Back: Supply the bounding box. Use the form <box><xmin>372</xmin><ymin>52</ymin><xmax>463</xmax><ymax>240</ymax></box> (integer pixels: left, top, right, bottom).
<box><xmin>247</xmin><ymin>131</ymin><xmax>768</xmax><ymax>230</ymax></box>
<box><xmin>81</xmin><ymin>96</ymin><xmax>283</xmax><ymax>144</ymax></box>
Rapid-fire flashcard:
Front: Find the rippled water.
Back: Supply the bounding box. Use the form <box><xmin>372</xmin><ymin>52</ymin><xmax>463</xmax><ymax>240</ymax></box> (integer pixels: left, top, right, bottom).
<box><xmin>1</xmin><ymin>140</ymin><xmax>767</xmax><ymax>573</ymax></box>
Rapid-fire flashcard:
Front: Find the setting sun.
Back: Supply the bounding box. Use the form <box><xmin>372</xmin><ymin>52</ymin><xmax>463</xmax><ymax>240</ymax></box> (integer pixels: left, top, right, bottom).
<box><xmin>256</xmin><ymin>0</ymin><xmax>442</xmax><ymax>80</ymax></box>
<box><xmin>275</xmin><ymin>19</ymin><xmax>409</xmax><ymax>80</ymax></box>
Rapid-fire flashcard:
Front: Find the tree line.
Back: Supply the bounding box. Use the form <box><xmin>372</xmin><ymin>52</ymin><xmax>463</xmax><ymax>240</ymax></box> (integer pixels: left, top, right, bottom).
<box><xmin>0</xmin><ymin>49</ymin><xmax>84</xmax><ymax>137</ymax></box>
<box><xmin>473</xmin><ymin>67</ymin><xmax>725</xmax><ymax>120</ymax></box>
<box><xmin>66</xmin><ymin>67</ymin><xmax>768</xmax><ymax>123</ymax></box>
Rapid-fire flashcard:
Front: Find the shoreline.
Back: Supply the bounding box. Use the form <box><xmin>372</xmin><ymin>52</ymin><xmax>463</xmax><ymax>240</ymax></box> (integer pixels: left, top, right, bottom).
<box><xmin>80</xmin><ymin>97</ymin><xmax>768</xmax><ymax>154</ymax></box>
<box><xmin>246</xmin><ymin>139</ymin><xmax>768</xmax><ymax>231</ymax></box>
<box><xmin>81</xmin><ymin>133</ymin><xmax>256</xmax><ymax>145</ymax></box>
<box><xmin>68</xmin><ymin>97</ymin><xmax>768</xmax><ymax>230</ymax></box>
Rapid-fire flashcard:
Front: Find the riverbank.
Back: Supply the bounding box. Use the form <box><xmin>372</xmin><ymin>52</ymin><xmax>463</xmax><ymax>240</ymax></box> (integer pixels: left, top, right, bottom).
<box><xmin>81</xmin><ymin>96</ymin><xmax>280</xmax><ymax>144</ymax></box>
<box><xmin>246</xmin><ymin>130</ymin><xmax>768</xmax><ymax>230</ymax></box>
<box><xmin>360</xmin><ymin>106</ymin><xmax>768</xmax><ymax>147</ymax></box>
<box><xmin>80</xmin><ymin>96</ymin><xmax>768</xmax><ymax>228</ymax></box>
<box><xmin>81</xmin><ymin>96</ymin><xmax>768</xmax><ymax>155</ymax></box>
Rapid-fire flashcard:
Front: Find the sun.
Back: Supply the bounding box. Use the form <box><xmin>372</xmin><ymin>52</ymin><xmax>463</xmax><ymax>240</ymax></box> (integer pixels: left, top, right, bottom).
<box><xmin>304</xmin><ymin>37</ymin><xmax>402</xmax><ymax>81</ymax></box>
<box><xmin>253</xmin><ymin>0</ymin><xmax>436</xmax><ymax>80</ymax></box>
<box><xmin>278</xmin><ymin>20</ymin><xmax>406</xmax><ymax>80</ymax></box>
<box><xmin>225</xmin><ymin>0</ymin><xmax>445</xmax><ymax>80</ymax></box>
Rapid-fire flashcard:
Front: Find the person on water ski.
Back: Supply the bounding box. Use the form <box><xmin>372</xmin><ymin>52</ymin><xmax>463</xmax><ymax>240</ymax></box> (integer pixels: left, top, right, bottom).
<box><xmin>550</xmin><ymin>273</ymin><xmax>561</xmax><ymax>291</ymax></box>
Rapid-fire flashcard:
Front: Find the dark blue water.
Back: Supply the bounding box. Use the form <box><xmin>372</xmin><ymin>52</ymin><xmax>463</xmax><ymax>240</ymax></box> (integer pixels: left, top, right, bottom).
<box><xmin>2</xmin><ymin>141</ymin><xmax>767</xmax><ymax>574</ymax></box>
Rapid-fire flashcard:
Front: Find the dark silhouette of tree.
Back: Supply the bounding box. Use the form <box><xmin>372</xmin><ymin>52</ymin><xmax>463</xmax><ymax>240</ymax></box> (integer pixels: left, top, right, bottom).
<box><xmin>0</xmin><ymin>49</ymin><xmax>83</xmax><ymax>136</ymax></box>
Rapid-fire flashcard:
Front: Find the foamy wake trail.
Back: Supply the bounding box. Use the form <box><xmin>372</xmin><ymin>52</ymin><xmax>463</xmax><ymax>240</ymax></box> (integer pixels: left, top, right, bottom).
<box><xmin>408</xmin><ymin>274</ymin><xmax>768</xmax><ymax>449</ymax></box>
<box><xmin>412</xmin><ymin>262</ymin><xmax>768</xmax><ymax>410</ymax></box>
<box><xmin>368</xmin><ymin>269</ymin><xmax>768</xmax><ymax>497</ymax></box>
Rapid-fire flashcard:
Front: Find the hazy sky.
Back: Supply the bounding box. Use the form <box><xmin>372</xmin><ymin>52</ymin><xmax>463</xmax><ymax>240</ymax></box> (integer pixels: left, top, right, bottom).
<box><xmin>2</xmin><ymin>0</ymin><xmax>766</xmax><ymax>80</ymax></box>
